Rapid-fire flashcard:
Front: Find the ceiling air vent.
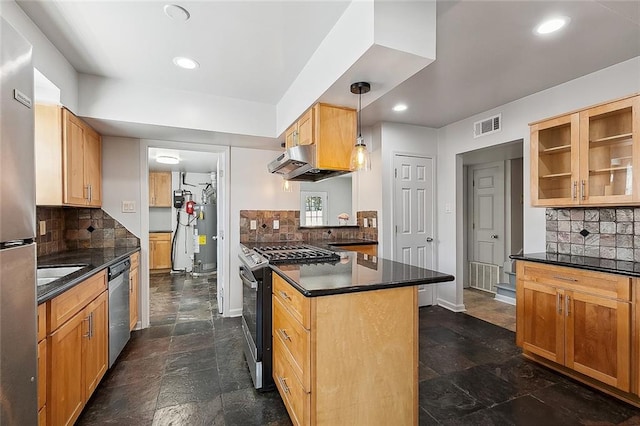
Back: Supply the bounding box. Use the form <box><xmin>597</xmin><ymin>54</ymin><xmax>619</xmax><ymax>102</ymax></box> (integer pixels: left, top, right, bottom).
<box><xmin>473</xmin><ymin>114</ymin><xmax>501</xmax><ymax>138</ymax></box>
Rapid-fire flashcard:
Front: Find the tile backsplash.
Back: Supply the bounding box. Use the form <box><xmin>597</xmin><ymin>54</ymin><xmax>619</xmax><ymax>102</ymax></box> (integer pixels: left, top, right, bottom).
<box><xmin>545</xmin><ymin>207</ymin><xmax>640</xmax><ymax>262</ymax></box>
<box><xmin>239</xmin><ymin>210</ymin><xmax>378</xmax><ymax>243</ymax></box>
<box><xmin>36</xmin><ymin>207</ymin><xmax>139</xmax><ymax>257</ymax></box>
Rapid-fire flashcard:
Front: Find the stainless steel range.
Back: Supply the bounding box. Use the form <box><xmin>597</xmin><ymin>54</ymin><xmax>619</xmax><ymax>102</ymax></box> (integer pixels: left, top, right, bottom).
<box><xmin>238</xmin><ymin>243</ymin><xmax>339</xmax><ymax>390</ymax></box>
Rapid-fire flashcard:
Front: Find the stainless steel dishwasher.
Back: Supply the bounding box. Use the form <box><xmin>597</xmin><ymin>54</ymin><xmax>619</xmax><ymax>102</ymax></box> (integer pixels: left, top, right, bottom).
<box><xmin>108</xmin><ymin>258</ymin><xmax>131</xmax><ymax>367</ymax></box>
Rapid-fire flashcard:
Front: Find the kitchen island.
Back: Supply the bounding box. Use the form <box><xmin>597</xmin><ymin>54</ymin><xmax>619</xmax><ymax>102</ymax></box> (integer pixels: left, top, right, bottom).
<box><xmin>270</xmin><ymin>251</ymin><xmax>454</xmax><ymax>425</ymax></box>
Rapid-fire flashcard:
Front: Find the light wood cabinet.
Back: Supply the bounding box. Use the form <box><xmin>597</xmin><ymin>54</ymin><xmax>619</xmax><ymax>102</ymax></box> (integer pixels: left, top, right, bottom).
<box><xmin>35</xmin><ymin>104</ymin><xmax>102</xmax><ymax>207</ymax></box>
<box><xmin>516</xmin><ymin>261</ymin><xmax>631</xmax><ymax>392</ymax></box>
<box><xmin>530</xmin><ymin>94</ymin><xmax>640</xmax><ymax>206</ymax></box>
<box><xmin>37</xmin><ymin>303</ymin><xmax>47</xmax><ymax>425</ymax></box>
<box><xmin>149</xmin><ymin>232</ymin><xmax>172</xmax><ymax>270</ymax></box>
<box><xmin>149</xmin><ymin>171</ymin><xmax>172</xmax><ymax>207</ymax></box>
<box><xmin>272</xmin><ymin>274</ymin><xmax>418</xmax><ymax>425</ymax></box>
<box><xmin>283</xmin><ymin>103</ymin><xmax>356</xmax><ymax>171</ymax></box>
<box><xmin>46</xmin><ymin>270</ymin><xmax>108</xmax><ymax>426</ymax></box>
<box><xmin>129</xmin><ymin>252</ymin><xmax>140</xmax><ymax>330</ymax></box>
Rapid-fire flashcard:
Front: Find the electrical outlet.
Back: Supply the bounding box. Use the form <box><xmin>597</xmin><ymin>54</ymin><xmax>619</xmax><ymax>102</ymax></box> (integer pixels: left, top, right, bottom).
<box><xmin>371</xmin><ymin>218</ymin><xmax>377</xmax><ymax>228</ymax></box>
<box><xmin>39</xmin><ymin>221</ymin><xmax>46</xmax><ymax>236</ymax></box>
<box><xmin>250</xmin><ymin>220</ymin><xmax>257</xmax><ymax>230</ymax></box>
<box><xmin>273</xmin><ymin>220</ymin><xmax>280</xmax><ymax>230</ymax></box>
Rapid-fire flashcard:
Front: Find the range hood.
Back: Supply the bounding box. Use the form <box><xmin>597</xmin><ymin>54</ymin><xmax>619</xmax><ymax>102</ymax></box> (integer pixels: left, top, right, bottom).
<box><xmin>267</xmin><ymin>145</ymin><xmax>350</xmax><ymax>182</ymax></box>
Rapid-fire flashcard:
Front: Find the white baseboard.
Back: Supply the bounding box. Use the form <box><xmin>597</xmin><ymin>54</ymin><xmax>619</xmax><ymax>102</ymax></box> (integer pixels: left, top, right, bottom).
<box><xmin>226</xmin><ymin>307</ymin><xmax>242</xmax><ymax>318</ymax></box>
<box><xmin>436</xmin><ymin>298</ymin><xmax>466</xmax><ymax>312</ymax></box>
<box><xmin>494</xmin><ymin>294</ymin><xmax>516</xmax><ymax>306</ymax></box>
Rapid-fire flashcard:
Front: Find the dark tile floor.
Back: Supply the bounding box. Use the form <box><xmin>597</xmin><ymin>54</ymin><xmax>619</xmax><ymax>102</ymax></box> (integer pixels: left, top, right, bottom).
<box><xmin>78</xmin><ymin>272</ymin><xmax>640</xmax><ymax>425</ymax></box>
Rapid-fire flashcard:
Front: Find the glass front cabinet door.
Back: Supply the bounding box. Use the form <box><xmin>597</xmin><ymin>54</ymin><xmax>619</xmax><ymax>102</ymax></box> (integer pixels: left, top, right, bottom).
<box><xmin>531</xmin><ymin>95</ymin><xmax>639</xmax><ymax>207</ymax></box>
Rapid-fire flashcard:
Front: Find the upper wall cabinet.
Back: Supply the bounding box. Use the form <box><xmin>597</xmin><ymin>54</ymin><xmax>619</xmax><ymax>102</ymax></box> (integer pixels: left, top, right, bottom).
<box><xmin>284</xmin><ymin>103</ymin><xmax>356</xmax><ymax>171</ymax></box>
<box><xmin>149</xmin><ymin>171</ymin><xmax>172</xmax><ymax>207</ymax></box>
<box><xmin>35</xmin><ymin>105</ymin><xmax>102</xmax><ymax>207</ymax></box>
<box><xmin>530</xmin><ymin>95</ymin><xmax>640</xmax><ymax>207</ymax></box>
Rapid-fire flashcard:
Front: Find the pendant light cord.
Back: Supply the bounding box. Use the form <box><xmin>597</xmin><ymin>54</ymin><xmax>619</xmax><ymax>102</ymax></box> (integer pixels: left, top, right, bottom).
<box><xmin>357</xmin><ymin>87</ymin><xmax>362</xmax><ymax>140</ymax></box>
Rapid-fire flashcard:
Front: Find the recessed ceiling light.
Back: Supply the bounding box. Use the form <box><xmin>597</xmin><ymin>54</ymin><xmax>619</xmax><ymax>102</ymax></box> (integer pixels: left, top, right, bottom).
<box><xmin>173</xmin><ymin>56</ymin><xmax>199</xmax><ymax>70</ymax></box>
<box><xmin>156</xmin><ymin>155</ymin><xmax>180</xmax><ymax>165</ymax></box>
<box><xmin>164</xmin><ymin>4</ymin><xmax>190</xmax><ymax>22</ymax></box>
<box><xmin>393</xmin><ymin>104</ymin><xmax>408</xmax><ymax>112</ymax></box>
<box><xmin>534</xmin><ymin>16</ymin><xmax>569</xmax><ymax>35</ymax></box>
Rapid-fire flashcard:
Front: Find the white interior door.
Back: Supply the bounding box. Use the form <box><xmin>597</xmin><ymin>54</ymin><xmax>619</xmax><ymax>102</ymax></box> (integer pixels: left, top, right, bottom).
<box><xmin>468</xmin><ymin>162</ymin><xmax>505</xmax><ymax>290</ymax></box>
<box><xmin>394</xmin><ymin>154</ymin><xmax>435</xmax><ymax>307</ymax></box>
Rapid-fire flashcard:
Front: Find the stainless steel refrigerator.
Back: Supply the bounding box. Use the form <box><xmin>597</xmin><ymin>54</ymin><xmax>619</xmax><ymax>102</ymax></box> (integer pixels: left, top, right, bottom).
<box><xmin>0</xmin><ymin>17</ymin><xmax>38</xmax><ymax>425</ymax></box>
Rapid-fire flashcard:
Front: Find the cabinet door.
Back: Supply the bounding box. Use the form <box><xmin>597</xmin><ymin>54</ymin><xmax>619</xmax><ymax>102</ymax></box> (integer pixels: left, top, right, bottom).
<box><xmin>565</xmin><ymin>290</ymin><xmax>631</xmax><ymax>391</ymax></box>
<box><xmin>49</xmin><ymin>311</ymin><xmax>85</xmax><ymax>426</ymax></box>
<box><xmin>530</xmin><ymin>113</ymin><xmax>580</xmax><ymax>206</ymax></box>
<box><xmin>297</xmin><ymin>109</ymin><xmax>313</xmax><ymax>146</ymax></box>
<box><xmin>315</xmin><ymin>104</ymin><xmax>356</xmax><ymax>171</ymax></box>
<box><xmin>520</xmin><ymin>281</ymin><xmax>565</xmax><ymax>364</ymax></box>
<box><xmin>63</xmin><ymin>111</ymin><xmax>87</xmax><ymax>206</ymax></box>
<box><xmin>153</xmin><ymin>172</ymin><xmax>172</xmax><ymax>207</ymax></box>
<box><xmin>84</xmin><ymin>291</ymin><xmax>108</xmax><ymax>401</ymax></box>
<box><xmin>84</xmin><ymin>127</ymin><xmax>102</xmax><ymax>207</ymax></box>
<box><xmin>285</xmin><ymin>124</ymin><xmax>297</xmax><ymax>148</ymax></box>
<box><xmin>579</xmin><ymin>96</ymin><xmax>640</xmax><ymax>205</ymax></box>
<box><xmin>129</xmin><ymin>264</ymin><xmax>139</xmax><ymax>330</ymax></box>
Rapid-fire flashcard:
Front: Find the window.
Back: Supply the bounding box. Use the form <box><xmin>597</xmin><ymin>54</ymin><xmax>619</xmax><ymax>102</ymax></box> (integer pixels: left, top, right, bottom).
<box><xmin>300</xmin><ymin>191</ymin><xmax>328</xmax><ymax>226</ymax></box>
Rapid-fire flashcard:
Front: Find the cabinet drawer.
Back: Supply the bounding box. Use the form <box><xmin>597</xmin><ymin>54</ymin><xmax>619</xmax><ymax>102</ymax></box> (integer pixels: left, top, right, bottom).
<box><xmin>149</xmin><ymin>232</ymin><xmax>171</xmax><ymax>242</ymax></box>
<box><xmin>37</xmin><ymin>303</ymin><xmax>47</xmax><ymax>342</ymax></box>
<box><xmin>519</xmin><ymin>262</ymin><xmax>631</xmax><ymax>301</ymax></box>
<box><xmin>48</xmin><ymin>270</ymin><xmax>107</xmax><ymax>332</ymax></box>
<box><xmin>273</xmin><ymin>337</ymin><xmax>309</xmax><ymax>426</ymax></box>
<box><xmin>273</xmin><ymin>296</ymin><xmax>310</xmax><ymax>390</ymax></box>
<box><xmin>273</xmin><ymin>274</ymin><xmax>310</xmax><ymax>329</ymax></box>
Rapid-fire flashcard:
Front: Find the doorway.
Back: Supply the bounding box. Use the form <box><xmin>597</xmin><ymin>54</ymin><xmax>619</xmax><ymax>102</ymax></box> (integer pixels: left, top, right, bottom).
<box><xmin>461</xmin><ymin>140</ymin><xmax>523</xmax><ymax>330</ymax></box>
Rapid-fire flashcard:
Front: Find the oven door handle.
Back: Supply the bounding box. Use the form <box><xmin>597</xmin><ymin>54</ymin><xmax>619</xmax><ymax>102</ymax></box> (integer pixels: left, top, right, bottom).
<box><xmin>239</xmin><ymin>266</ymin><xmax>258</xmax><ymax>289</ymax></box>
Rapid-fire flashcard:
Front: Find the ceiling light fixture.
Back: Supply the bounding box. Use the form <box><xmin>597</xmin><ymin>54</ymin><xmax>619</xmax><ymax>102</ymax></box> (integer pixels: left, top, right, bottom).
<box><xmin>393</xmin><ymin>104</ymin><xmax>408</xmax><ymax>112</ymax></box>
<box><xmin>156</xmin><ymin>155</ymin><xmax>180</xmax><ymax>165</ymax></box>
<box><xmin>164</xmin><ymin>4</ymin><xmax>190</xmax><ymax>22</ymax></box>
<box><xmin>350</xmin><ymin>82</ymin><xmax>371</xmax><ymax>172</ymax></box>
<box><xmin>173</xmin><ymin>56</ymin><xmax>199</xmax><ymax>70</ymax></box>
<box><xmin>534</xmin><ymin>16</ymin><xmax>569</xmax><ymax>35</ymax></box>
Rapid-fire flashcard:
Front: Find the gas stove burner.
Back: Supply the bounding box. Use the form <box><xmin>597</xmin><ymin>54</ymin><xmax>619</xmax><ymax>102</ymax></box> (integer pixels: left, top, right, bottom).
<box><xmin>253</xmin><ymin>244</ymin><xmax>340</xmax><ymax>264</ymax></box>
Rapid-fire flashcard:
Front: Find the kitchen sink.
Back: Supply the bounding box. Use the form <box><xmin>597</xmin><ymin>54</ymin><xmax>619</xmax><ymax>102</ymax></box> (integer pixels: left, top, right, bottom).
<box><xmin>37</xmin><ymin>266</ymin><xmax>85</xmax><ymax>286</ymax></box>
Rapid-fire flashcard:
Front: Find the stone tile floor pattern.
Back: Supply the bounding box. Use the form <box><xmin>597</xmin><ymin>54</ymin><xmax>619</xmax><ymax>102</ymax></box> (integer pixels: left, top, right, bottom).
<box><xmin>77</xmin><ymin>272</ymin><xmax>640</xmax><ymax>425</ymax></box>
<box><xmin>463</xmin><ymin>288</ymin><xmax>516</xmax><ymax>332</ymax></box>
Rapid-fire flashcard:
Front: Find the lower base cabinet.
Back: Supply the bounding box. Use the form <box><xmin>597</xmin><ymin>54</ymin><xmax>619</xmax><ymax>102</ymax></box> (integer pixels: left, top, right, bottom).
<box><xmin>45</xmin><ymin>270</ymin><xmax>109</xmax><ymax>426</ymax></box>
<box><xmin>272</xmin><ymin>273</ymin><xmax>418</xmax><ymax>425</ymax></box>
<box><xmin>516</xmin><ymin>261</ymin><xmax>637</xmax><ymax>404</ymax></box>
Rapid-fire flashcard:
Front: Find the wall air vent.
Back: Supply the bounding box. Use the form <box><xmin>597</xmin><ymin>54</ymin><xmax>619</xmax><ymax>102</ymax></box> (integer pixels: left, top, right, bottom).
<box><xmin>473</xmin><ymin>113</ymin><xmax>501</xmax><ymax>138</ymax></box>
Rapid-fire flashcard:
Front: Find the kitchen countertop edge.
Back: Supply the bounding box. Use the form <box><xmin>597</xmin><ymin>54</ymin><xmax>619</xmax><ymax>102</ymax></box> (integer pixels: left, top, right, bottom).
<box><xmin>37</xmin><ymin>247</ymin><xmax>141</xmax><ymax>304</ymax></box>
<box><xmin>511</xmin><ymin>252</ymin><xmax>640</xmax><ymax>278</ymax></box>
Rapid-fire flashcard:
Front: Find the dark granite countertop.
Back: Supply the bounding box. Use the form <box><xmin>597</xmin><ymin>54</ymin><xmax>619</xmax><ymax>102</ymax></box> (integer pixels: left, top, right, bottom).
<box><xmin>510</xmin><ymin>252</ymin><xmax>640</xmax><ymax>277</ymax></box>
<box><xmin>37</xmin><ymin>247</ymin><xmax>140</xmax><ymax>303</ymax></box>
<box><xmin>271</xmin><ymin>251</ymin><xmax>454</xmax><ymax>297</ymax></box>
<box><xmin>315</xmin><ymin>239</ymin><xmax>378</xmax><ymax>248</ymax></box>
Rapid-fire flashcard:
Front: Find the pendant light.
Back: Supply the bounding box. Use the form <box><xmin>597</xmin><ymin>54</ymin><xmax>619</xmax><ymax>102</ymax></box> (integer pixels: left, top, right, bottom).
<box><xmin>350</xmin><ymin>82</ymin><xmax>371</xmax><ymax>171</ymax></box>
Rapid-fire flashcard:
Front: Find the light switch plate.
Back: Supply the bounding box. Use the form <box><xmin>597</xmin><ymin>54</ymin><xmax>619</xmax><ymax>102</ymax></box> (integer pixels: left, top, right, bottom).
<box><xmin>273</xmin><ymin>220</ymin><xmax>280</xmax><ymax>230</ymax></box>
<box><xmin>250</xmin><ymin>220</ymin><xmax>257</xmax><ymax>230</ymax></box>
<box><xmin>121</xmin><ymin>201</ymin><xmax>136</xmax><ymax>213</ymax></box>
<box><xmin>39</xmin><ymin>221</ymin><xmax>46</xmax><ymax>236</ymax></box>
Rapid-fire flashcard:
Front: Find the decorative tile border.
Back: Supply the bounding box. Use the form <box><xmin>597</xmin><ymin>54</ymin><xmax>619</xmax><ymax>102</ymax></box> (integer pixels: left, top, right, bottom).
<box><xmin>545</xmin><ymin>207</ymin><xmax>640</xmax><ymax>262</ymax></box>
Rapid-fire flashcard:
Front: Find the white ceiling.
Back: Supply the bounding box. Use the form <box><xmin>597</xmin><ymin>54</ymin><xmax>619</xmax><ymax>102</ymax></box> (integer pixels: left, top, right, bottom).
<box><xmin>148</xmin><ymin>147</ymin><xmax>218</xmax><ymax>173</ymax></box>
<box><xmin>18</xmin><ymin>0</ymin><xmax>640</xmax><ymax>167</ymax></box>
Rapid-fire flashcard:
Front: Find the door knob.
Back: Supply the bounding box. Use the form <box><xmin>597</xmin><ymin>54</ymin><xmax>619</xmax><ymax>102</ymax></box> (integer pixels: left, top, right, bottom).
<box><xmin>426</xmin><ymin>237</ymin><xmax>433</xmax><ymax>242</ymax></box>
<box><xmin>491</xmin><ymin>234</ymin><xmax>498</xmax><ymax>239</ymax></box>
<box><xmin>212</xmin><ymin>236</ymin><xmax>218</xmax><ymax>240</ymax></box>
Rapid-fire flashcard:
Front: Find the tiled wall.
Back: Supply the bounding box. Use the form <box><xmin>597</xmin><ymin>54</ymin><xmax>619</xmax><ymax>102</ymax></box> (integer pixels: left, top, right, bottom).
<box><xmin>546</xmin><ymin>207</ymin><xmax>640</xmax><ymax>262</ymax></box>
<box><xmin>239</xmin><ymin>210</ymin><xmax>378</xmax><ymax>243</ymax></box>
<box><xmin>36</xmin><ymin>207</ymin><xmax>139</xmax><ymax>257</ymax></box>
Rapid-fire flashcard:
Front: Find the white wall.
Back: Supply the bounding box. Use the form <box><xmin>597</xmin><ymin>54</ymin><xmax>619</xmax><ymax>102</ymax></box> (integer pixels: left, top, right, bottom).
<box><xmin>229</xmin><ymin>147</ymin><xmax>299</xmax><ymax>315</ymax></box>
<box><xmin>102</xmin><ymin>136</ymin><xmax>142</xmax><ymax>237</ymax></box>
<box><xmin>435</xmin><ymin>56</ymin><xmax>640</xmax><ymax>311</ymax></box>
<box><xmin>379</xmin><ymin>122</ymin><xmax>438</xmax><ymax>259</ymax></box>
<box><xmin>1</xmin><ymin>1</ymin><xmax>78</xmax><ymax>111</ymax></box>
<box><xmin>300</xmin><ymin>176</ymin><xmax>353</xmax><ymax>226</ymax></box>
